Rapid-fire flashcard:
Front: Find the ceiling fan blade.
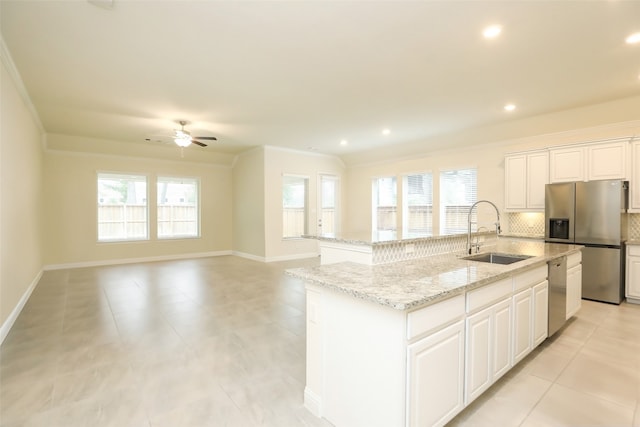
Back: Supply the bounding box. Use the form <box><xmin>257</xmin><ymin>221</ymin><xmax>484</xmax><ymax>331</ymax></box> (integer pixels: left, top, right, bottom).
<box><xmin>194</xmin><ymin>136</ymin><xmax>217</xmax><ymax>141</ymax></box>
<box><xmin>191</xmin><ymin>140</ymin><xmax>208</xmax><ymax>147</ymax></box>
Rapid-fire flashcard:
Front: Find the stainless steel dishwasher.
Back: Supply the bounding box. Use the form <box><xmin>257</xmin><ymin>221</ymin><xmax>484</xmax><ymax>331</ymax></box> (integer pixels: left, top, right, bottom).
<box><xmin>548</xmin><ymin>256</ymin><xmax>568</xmax><ymax>336</ymax></box>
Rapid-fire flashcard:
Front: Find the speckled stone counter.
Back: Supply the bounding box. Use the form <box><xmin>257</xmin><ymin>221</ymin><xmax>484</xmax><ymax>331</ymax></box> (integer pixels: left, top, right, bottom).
<box><xmin>287</xmin><ymin>239</ymin><xmax>582</xmax><ymax>310</ymax></box>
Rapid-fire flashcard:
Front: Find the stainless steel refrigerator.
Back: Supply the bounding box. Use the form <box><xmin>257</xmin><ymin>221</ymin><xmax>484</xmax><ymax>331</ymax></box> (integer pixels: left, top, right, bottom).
<box><xmin>545</xmin><ymin>180</ymin><xmax>628</xmax><ymax>304</ymax></box>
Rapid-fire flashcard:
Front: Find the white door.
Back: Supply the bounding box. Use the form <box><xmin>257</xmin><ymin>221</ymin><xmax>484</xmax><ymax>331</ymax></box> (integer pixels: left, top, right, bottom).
<box><xmin>318</xmin><ymin>175</ymin><xmax>339</xmax><ymax>236</ymax></box>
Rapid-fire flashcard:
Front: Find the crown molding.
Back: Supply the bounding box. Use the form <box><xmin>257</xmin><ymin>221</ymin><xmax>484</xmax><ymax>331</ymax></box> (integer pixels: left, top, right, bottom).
<box><xmin>0</xmin><ymin>35</ymin><xmax>45</xmax><ymax>140</ymax></box>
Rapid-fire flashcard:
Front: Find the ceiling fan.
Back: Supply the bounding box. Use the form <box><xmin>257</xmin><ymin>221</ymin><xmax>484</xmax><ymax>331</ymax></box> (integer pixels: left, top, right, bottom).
<box><xmin>172</xmin><ymin>120</ymin><xmax>217</xmax><ymax>147</ymax></box>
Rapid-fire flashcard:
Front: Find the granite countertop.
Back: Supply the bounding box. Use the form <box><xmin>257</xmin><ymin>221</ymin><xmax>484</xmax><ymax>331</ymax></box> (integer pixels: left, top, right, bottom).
<box><xmin>286</xmin><ymin>239</ymin><xmax>582</xmax><ymax>311</ymax></box>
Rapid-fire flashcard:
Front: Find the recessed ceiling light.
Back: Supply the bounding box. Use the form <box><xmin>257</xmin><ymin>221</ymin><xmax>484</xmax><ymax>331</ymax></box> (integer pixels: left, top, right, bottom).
<box><xmin>340</xmin><ymin>139</ymin><xmax>348</xmax><ymax>146</ymax></box>
<box><xmin>382</xmin><ymin>128</ymin><xmax>391</xmax><ymax>135</ymax></box>
<box><xmin>626</xmin><ymin>32</ymin><xmax>640</xmax><ymax>44</ymax></box>
<box><xmin>483</xmin><ymin>25</ymin><xmax>502</xmax><ymax>39</ymax></box>
<box><xmin>504</xmin><ymin>103</ymin><xmax>516</xmax><ymax>112</ymax></box>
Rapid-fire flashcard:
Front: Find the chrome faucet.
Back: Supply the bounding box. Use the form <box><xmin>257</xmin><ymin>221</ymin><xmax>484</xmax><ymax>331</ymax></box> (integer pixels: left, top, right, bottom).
<box><xmin>471</xmin><ymin>226</ymin><xmax>489</xmax><ymax>254</ymax></box>
<box><xmin>467</xmin><ymin>200</ymin><xmax>501</xmax><ymax>254</ymax></box>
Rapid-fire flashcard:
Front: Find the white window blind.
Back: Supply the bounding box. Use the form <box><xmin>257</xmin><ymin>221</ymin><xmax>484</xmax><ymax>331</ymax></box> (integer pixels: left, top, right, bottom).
<box><xmin>403</xmin><ymin>173</ymin><xmax>433</xmax><ymax>237</ymax></box>
<box><xmin>283</xmin><ymin>175</ymin><xmax>308</xmax><ymax>238</ymax></box>
<box><xmin>372</xmin><ymin>176</ymin><xmax>397</xmax><ymax>238</ymax></box>
<box><xmin>157</xmin><ymin>177</ymin><xmax>199</xmax><ymax>239</ymax></box>
<box><xmin>97</xmin><ymin>173</ymin><xmax>148</xmax><ymax>242</ymax></box>
<box><xmin>440</xmin><ymin>168</ymin><xmax>477</xmax><ymax>235</ymax></box>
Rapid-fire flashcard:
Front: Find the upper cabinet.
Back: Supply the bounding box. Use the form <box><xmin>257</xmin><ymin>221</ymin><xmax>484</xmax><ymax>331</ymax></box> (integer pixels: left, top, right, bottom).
<box><xmin>586</xmin><ymin>141</ymin><xmax>628</xmax><ymax>181</ymax></box>
<box><xmin>549</xmin><ymin>146</ymin><xmax>585</xmax><ymax>183</ymax></box>
<box><xmin>505</xmin><ymin>150</ymin><xmax>548</xmax><ymax>211</ymax></box>
<box><xmin>630</xmin><ymin>140</ymin><xmax>640</xmax><ymax>212</ymax></box>
<box><xmin>549</xmin><ymin>140</ymin><xmax>629</xmax><ymax>184</ymax></box>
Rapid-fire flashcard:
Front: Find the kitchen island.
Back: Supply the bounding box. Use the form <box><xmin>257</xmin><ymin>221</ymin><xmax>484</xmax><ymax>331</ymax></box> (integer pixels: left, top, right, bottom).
<box><xmin>287</xmin><ymin>239</ymin><xmax>582</xmax><ymax>427</ymax></box>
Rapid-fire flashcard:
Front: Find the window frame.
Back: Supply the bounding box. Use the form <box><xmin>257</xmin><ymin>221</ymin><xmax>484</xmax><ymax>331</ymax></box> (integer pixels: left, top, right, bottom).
<box><xmin>97</xmin><ymin>171</ymin><xmax>149</xmax><ymax>243</ymax></box>
<box><xmin>157</xmin><ymin>175</ymin><xmax>201</xmax><ymax>240</ymax></box>
<box><xmin>402</xmin><ymin>172</ymin><xmax>433</xmax><ymax>238</ymax></box>
<box><xmin>282</xmin><ymin>174</ymin><xmax>310</xmax><ymax>239</ymax></box>
<box><xmin>372</xmin><ymin>175</ymin><xmax>398</xmax><ymax>239</ymax></box>
<box><xmin>439</xmin><ymin>167</ymin><xmax>478</xmax><ymax>236</ymax></box>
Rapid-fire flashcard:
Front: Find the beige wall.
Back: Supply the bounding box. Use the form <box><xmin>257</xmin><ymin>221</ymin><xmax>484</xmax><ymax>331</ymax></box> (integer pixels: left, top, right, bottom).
<box><xmin>232</xmin><ymin>147</ymin><xmax>266</xmax><ymax>258</ymax></box>
<box><xmin>264</xmin><ymin>146</ymin><xmax>345</xmax><ymax>261</ymax></box>
<box><xmin>1</xmin><ymin>60</ymin><xmax>44</xmax><ymax>329</ymax></box>
<box><xmin>43</xmin><ymin>150</ymin><xmax>233</xmax><ymax>266</ymax></box>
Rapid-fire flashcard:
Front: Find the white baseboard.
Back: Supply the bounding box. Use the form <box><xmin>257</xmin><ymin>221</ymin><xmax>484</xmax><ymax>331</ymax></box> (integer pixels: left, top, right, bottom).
<box><xmin>232</xmin><ymin>251</ymin><xmax>319</xmax><ymax>263</ymax></box>
<box><xmin>265</xmin><ymin>252</ymin><xmax>319</xmax><ymax>263</ymax></box>
<box><xmin>0</xmin><ymin>270</ymin><xmax>42</xmax><ymax>345</ymax></box>
<box><xmin>304</xmin><ymin>387</ymin><xmax>323</xmax><ymax>418</ymax></box>
<box><xmin>232</xmin><ymin>251</ymin><xmax>267</xmax><ymax>262</ymax></box>
<box><xmin>43</xmin><ymin>250</ymin><xmax>233</xmax><ymax>271</ymax></box>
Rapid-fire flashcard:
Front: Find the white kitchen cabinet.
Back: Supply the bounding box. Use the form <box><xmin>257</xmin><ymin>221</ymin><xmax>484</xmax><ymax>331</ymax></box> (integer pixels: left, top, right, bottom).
<box><xmin>630</xmin><ymin>140</ymin><xmax>640</xmax><ymax>211</ymax></box>
<box><xmin>408</xmin><ymin>320</ymin><xmax>465</xmax><ymax>427</ymax></box>
<box><xmin>586</xmin><ymin>140</ymin><xmax>628</xmax><ymax>181</ymax></box>
<box><xmin>566</xmin><ymin>264</ymin><xmax>582</xmax><ymax>319</ymax></box>
<box><xmin>532</xmin><ymin>281</ymin><xmax>549</xmax><ymax>347</ymax></box>
<box><xmin>549</xmin><ymin>146</ymin><xmax>585</xmax><ymax>183</ymax></box>
<box><xmin>625</xmin><ymin>244</ymin><xmax>640</xmax><ymax>303</ymax></box>
<box><xmin>304</xmin><ymin>262</ymin><xmax>554</xmax><ymax>427</ymax></box>
<box><xmin>512</xmin><ymin>288</ymin><xmax>533</xmax><ymax>364</ymax></box>
<box><xmin>464</xmin><ymin>296</ymin><xmax>512</xmax><ymax>405</ymax></box>
<box><xmin>504</xmin><ymin>151</ymin><xmax>548</xmax><ymax>211</ymax></box>
<box><xmin>492</xmin><ymin>299</ymin><xmax>513</xmax><ymax>380</ymax></box>
<box><xmin>549</xmin><ymin>140</ymin><xmax>629</xmax><ymax>184</ymax></box>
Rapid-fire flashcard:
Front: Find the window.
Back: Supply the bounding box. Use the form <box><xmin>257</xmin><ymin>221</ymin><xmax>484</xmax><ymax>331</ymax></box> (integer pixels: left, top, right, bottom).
<box><xmin>440</xmin><ymin>168</ymin><xmax>477</xmax><ymax>235</ymax></box>
<box><xmin>157</xmin><ymin>177</ymin><xmax>199</xmax><ymax>239</ymax></box>
<box><xmin>372</xmin><ymin>176</ymin><xmax>397</xmax><ymax>239</ymax></box>
<box><xmin>283</xmin><ymin>175</ymin><xmax>308</xmax><ymax>238</ymax></box>
<box><xmin>319</xmin><ymin>175</ymin><xmax>339</xmax><ymax>235</ymax></box>
<box><xmin>403</xmin><ymin>173</ymin><xmax>433</xmax><ymax>237</ymax></box>
<box><xmin>97</xmin><ymin>173</ymin><xmax>148</xmax><ymax>241</ymax></box>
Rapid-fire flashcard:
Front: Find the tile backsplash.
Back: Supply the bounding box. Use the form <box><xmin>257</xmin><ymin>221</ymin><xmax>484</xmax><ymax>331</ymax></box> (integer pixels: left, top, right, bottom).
<box><xmin>506</xmin><ymin>212</ymin><xmax>545</xmax><ymax>236</ymax></box>
<box><xmin>507</xmin><ymin>212</ymin><xmax>640</xmax><ymax>240</ymax></box>
<box><xmin>629</xmin><ymin>214</ymin><xmax>640</xmax><ymax>239</ymax></box>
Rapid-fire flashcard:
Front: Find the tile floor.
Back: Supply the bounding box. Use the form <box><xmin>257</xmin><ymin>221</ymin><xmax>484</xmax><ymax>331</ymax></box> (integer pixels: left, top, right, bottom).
<box><xmin>0</xmin><ymin>255</ymin><xmax>639</xmax><ymax>426</ymax></box>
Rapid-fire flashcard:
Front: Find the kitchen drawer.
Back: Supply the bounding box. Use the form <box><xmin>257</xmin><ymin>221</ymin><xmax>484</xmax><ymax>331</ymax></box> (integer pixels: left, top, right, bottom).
<box><xmin>407</xmin><ymin>294</ymin><xmax>465</xmax><ymax>341</ymax></box>
<box><xmin>513</xmin><ymin>265</ymin><xmax>547</xmax><ymax>292</ymax></box>
<box><xmin>567</xmin><ymin>251</ymin><xmax>582</xmax><ymax>268</ymax></box>
<box><xmin>466</xmin><ymin>278</ymin><xmax>512</xmax><ymax>313</ymax></box>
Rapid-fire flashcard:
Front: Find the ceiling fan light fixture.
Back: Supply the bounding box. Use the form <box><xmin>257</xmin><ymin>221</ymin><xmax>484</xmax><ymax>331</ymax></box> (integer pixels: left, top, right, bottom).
<box><xmin>174</xmin><ymin>137</ymin><xmax>192</xmax><ymax>147</ymax></box>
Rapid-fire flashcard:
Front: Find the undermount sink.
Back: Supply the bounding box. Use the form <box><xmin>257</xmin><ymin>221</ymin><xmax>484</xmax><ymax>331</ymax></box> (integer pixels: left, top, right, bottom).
<box><xmin>463</xmin><ymin>252</ymin><xmax>533</xmax><ymax>265</ymax></box>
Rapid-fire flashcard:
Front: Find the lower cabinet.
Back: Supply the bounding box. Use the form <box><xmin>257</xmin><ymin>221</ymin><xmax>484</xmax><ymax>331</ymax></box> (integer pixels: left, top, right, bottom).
<box><xmin>512</xmin><ymin>288</ymin><xmax>533</xmax><ymax>364</ymax></box>
<box><xmin>464</xmin><ymin>297</ymin><xmax>512</xmax><ymax>404</ymax></box>
<box><xmin>533</xmin><ymin>281</ymin><xmax>549</xmax><ymax>346</ymax></box>
<box><xmin>566</xmin><ymin>264</ymin><xmax>582</xmax><ymax>319</ymax></box>
<box><xmin>626</xmin><ymin>245</ymin><xmax>640</xmax><ymax>303</ymax></box>
<box><xmin>513</xmin><ymin>278</ymin><xmax>549</xmax><ymax>365</ymax></box>
<box><xmin>306</xmin><ymin>262</ymin><xmax>556</xmax><ymax>427</ymax></box>
<box><xmin>407</xmin><ymin>320</ymin><xmax>465</xmax><ymax>427</ymax></box>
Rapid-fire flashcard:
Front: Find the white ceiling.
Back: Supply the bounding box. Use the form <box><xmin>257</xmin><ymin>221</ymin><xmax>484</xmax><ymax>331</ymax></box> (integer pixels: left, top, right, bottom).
<box><xmin>1</xmin><ymin>1</ymin><xmax>639</xmax><ymax>162</ymax></box>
